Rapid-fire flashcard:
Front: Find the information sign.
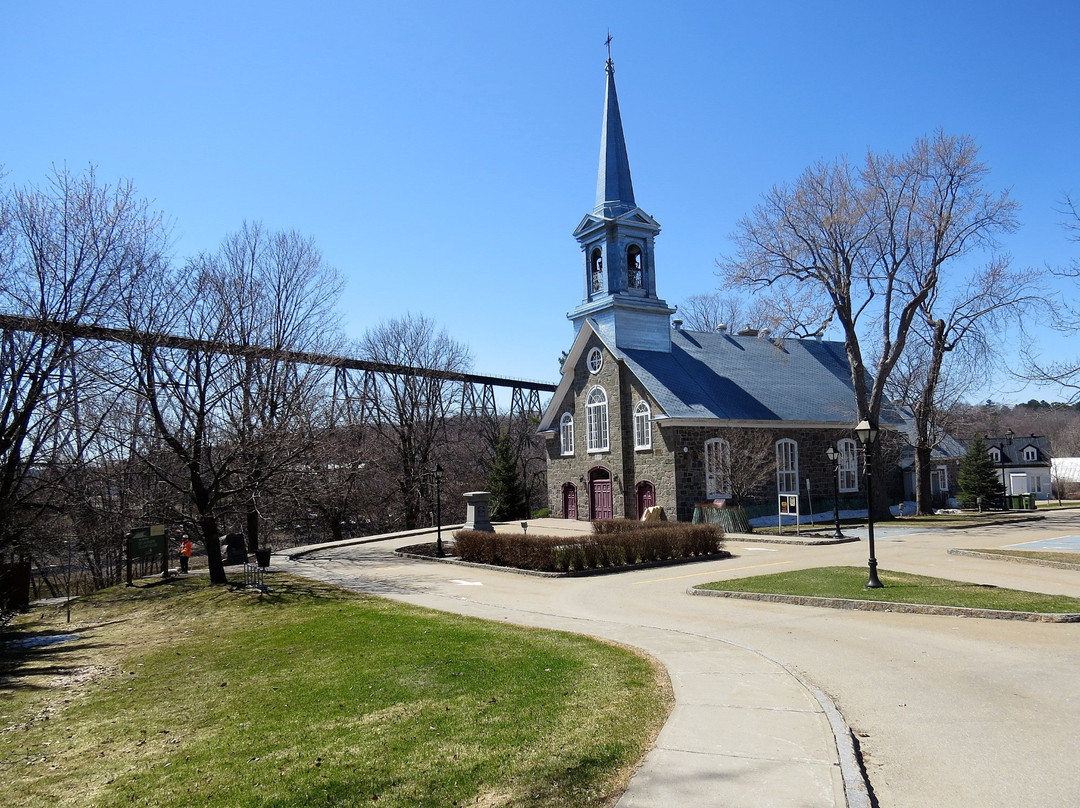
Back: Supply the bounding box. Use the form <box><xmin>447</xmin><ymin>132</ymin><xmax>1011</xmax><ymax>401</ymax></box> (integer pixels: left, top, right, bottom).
<box><xmin>128</xmin><ymin>524</ymin><xmax>166</xmax><ymax>559</ymax></box>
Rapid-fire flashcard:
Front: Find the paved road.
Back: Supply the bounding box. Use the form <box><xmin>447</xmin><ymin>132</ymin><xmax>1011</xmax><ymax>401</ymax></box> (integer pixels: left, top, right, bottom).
<box><xmin>282</xmin><ymin>514</ymin><xmax>1080</xmax><ymax>808</ymax></box>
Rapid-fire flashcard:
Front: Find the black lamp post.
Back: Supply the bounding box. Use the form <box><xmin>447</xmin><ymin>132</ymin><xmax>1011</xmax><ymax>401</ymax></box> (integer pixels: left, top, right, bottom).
<box><xmin>855</xmin><ymin>420</ymin><xmax>883</xmax><ymax>589</ymax></box>
<box><xmin>433</xmin><ymin>463</ymin><xmax>444</xmax><ymax>557</ymax></box>
<box><xmin>824</xmin><ymin>446</ymin><xmax>846</xmax><ymax>540</ymax></box>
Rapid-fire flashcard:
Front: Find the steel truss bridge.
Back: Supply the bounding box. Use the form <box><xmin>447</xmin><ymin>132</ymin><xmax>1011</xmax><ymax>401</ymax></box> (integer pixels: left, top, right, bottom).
<box><xmin>0</xmin><ymin>314</ymin><xmax>556</xmax><ymax>425</ymax></box>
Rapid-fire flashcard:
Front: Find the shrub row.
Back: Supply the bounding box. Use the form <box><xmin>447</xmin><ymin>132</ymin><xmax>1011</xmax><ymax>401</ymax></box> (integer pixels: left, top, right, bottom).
<box><xmin>592</xmin><ymin>519</ymin><xmax>658</xmax><ymax>535</ymax></box>
<box><xmin>453</xmin><ymin>523</ymin><xmax>724</xmax><ymax>573</ymax></box>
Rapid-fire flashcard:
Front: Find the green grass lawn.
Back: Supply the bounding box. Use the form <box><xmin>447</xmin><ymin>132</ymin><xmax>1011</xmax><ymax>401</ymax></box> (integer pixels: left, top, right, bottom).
<box><xmin>697</xmin><ymin>566</ymin><xmax>1080</xmax><ymax>613</ymax></box>
<box><xmin>0</xmin><ymin>575</ymin><xmax>670</xmax><ymax>808</ymax></box>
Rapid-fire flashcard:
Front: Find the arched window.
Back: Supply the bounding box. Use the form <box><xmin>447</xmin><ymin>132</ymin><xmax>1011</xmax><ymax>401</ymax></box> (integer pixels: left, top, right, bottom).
<box><xmin>590</xmin><ymin>248</ymin><xmax>603</xmax><ymax>293</ymax></box>
<box><xmin>627</xmin><ymin>244</ymin><xmax>643</xmax><ymax>288</ymax></box>
<box><xmin>838</xmin><ymin>438</ymin><xmax>858</xmax><ymax>492</ymax></box>
<box><xmin>989</xmin><ymin>446</ymin><xmax>1001</xmax><ymax>463</ymax></box>
<box><xmin>705</xmin><ymin>438</ymin><xmax>731</xmax><ymax>498</ymax></box>
<box><xmin>560</xmin><ymin>412</ymin><xmax>575</xmax><ymax>456</ymax></box>
<box><xmin>634</xmin><ymin>401</ymin><xmax>651</xmax><ymax>449</ymax></box>
<box><xmin>585</xmin><ymin>386</ymin><xmax>609</xmax><ymax>452</ymax></box>
<box><xmin>775</xmin><ymin>438</ymin><xmax>798</xmax><ymax>495</ymax></box>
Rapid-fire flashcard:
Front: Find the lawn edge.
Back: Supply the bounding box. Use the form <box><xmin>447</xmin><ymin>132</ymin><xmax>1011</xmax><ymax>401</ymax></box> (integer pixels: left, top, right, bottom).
<box><xmin>687</xmin><ymin>586</ymin><xmax>1080</xmax><ymax>622</ymax></box>
<box><xmin>947</xmin><ymin>548</ymin><xmax>1080</xmax><ymax>571</ymax></box>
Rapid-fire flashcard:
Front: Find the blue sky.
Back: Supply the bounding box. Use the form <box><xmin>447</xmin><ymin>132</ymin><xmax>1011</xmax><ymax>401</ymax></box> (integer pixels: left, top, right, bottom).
<box><xmin>4</xmin><ymin>1</ymin><xmax>1078</xmax><ymax>403</ymax></box>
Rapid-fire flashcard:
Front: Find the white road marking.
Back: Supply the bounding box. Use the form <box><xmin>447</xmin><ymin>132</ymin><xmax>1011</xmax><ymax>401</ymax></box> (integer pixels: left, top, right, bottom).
<box><xmin>450</xmin><ymin>579</ymin><xmax>483</xmax><ymax>586</ymax></box>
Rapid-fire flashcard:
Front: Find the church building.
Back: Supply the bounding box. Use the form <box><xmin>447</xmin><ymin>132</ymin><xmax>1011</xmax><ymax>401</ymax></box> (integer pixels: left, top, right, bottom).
<box><xmin>538</xmin><ymin>55</ymin><xmax>879</xmax><ymax>523</ymax></box>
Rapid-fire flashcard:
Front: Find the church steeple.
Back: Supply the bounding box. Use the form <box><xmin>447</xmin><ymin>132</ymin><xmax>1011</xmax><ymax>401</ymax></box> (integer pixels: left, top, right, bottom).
<box><xmin>568</xmin><ymin>46</ymin><xmax>674</xmax><ymax>353</ymax></box>
<box><xmin>595</xmin><ymin>57</ymin><xmax>636</xmax><ymax>218</ymax></box>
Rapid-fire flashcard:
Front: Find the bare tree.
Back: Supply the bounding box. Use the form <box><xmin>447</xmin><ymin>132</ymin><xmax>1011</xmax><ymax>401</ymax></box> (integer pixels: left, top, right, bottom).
<box><xmin>215</xmin><ymin>223</ymin><xmax>344</xmax><ymax>551</ymax></box>
<box><xmin>1023</xmin><ymin>194</ymin><xmax>1080</xmax><ymax>400</ymax></box>
<box><xmin>358</xmin><ymin>315</ymin><xmax>472</xmax><ymax>530</ymax></box>
<box><xmin>723</xmin><ymin>132</ymin><xmax>1018</xmax><ymax>514</ymax></box>
<box><xmin>122</xmin><ymin>224</ymin><xmax>342</xmax><ymax>583</ymax></box>
<box><xmin>0</xmin><ymin>167</ymin><xmax>167</xmax><ymax>560</ymax></box>
<box><xmin>895</xmin><ymin>258</ymin><xmax>1039</xmax><ymax>513</ymax></box>
<box><xmin>722</xmin><ymin>428</ymin><xmax>777</xmax><ymax>506</ymax></box>
<box><xmin>679</xmin><ymin>293</ymin><xmax>748</xmax><ymax>332</ymax></box>
<box><xmin>678</xmin><ymin>291</ymin><xmax>810</xmax><ymax>336</ymax></box>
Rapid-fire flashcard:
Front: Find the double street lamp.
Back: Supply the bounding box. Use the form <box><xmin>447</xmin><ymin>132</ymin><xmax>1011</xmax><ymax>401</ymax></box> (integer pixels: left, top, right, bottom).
<box><xmin>855</xmin><ymin>420</ymin><xmax>884</xmax><ymax>589</ymax></box>
<box><xmin>823</xmin><ymin>446</ymin><xmax>846</xmax><ymax>540</ymax></box>
<box><xmin>433</xmin><ymin>463</ymin><xmax>445</xmax><ymax>557</ymax></box>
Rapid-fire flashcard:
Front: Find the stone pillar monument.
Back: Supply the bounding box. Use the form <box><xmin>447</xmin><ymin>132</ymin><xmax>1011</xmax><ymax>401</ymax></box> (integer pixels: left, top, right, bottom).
<box><xmin>462</xmin><ymin>491</ymin><xmax>495</xmax><ymax>532</ymax></box>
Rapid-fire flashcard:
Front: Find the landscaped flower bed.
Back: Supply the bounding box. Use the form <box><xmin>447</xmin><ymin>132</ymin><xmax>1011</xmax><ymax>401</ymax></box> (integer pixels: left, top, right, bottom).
<box><xmin>453</xmin><ymin>521</ymin><xmax>726</xmax><ymax>572</ymax></box>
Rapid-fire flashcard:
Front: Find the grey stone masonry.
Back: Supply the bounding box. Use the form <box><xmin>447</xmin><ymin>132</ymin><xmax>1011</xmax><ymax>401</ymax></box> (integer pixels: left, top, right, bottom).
<box><xmin>462</xmin><ymin>492</ymin><xmax>494</xmax><ymax>532</ymax></box>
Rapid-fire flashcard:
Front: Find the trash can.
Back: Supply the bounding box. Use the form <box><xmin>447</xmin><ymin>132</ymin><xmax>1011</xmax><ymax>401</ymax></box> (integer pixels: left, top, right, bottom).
<box><xmin>255</xmin><ymin>547</ymin><xmax>272</xmax><ymax>568</ymax></box>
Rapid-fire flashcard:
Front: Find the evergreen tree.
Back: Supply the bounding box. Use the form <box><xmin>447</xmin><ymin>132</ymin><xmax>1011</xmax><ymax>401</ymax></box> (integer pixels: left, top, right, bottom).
<box><xmin>486</xmin><ymin>432</ymin><xmax>529</xmax><ymax>521</ymax></box>
<box><xmin>956</xmin><ymin>436</ymin><xmax>1004</xmax><ymax>509</ymax></box>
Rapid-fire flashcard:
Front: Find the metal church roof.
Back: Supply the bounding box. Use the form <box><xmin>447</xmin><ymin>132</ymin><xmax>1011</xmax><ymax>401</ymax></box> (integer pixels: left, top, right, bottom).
<box><xmin>594</xmin><ymin>58</ymin><xmax>636</xmax><ymax>218</ymax></box>
<box><xmin>622</xmin><ymin>328</ymin><xmax>863</xmax><ymax>425</ymax></box>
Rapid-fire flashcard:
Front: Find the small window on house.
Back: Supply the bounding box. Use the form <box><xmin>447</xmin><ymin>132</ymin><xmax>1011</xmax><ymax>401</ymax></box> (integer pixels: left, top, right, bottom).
<box><xmin>590</xmin><ymin>248</ymin><xmax>603</xmax><ymax>293</ymax></box>
<box><xmin>705</xmin><ymin>438</ymin><xmax>731</xmax><ymax>498</ymax></box>
<box><xmin>634</xmin><ymin>401</ymin><xmax>651</xmax><ymax>449</ymax></box>
<box><xmin>560</xmin><ymin>413</ymin><xmax>575</xmax><ymax>456</ymax></box>
<box><xmin>1024</xmin><ymin>447</ymin><xmax>1037</xmax><ymax>462</ymax></box>
<box><xmin>587</xmin><ymin>347</ymin><xmax>603</xmax><ymax>374</ymax></box>
<box><xmin>627</xmin><ymin>244</ymin><xmax>643</xmax><ymax>288</ymax></box>
<box><xmin>838</xmin><ymin>438</ymin><xmax>858</xmax><ymax>492</ymax></box>
<box><xmin>776</xmin><ymin>438</ymin><xmax>798</xmax><ymax>495</ymax></box>
<box><xmin>586</xmin><ymin>386</ymin><xmax>609</xmax><ymax>452</ymax></box>
<box><xmin>989</xmin><ymin>447</ymin><xmax>1001</xmax><ymax>463</ymax></box>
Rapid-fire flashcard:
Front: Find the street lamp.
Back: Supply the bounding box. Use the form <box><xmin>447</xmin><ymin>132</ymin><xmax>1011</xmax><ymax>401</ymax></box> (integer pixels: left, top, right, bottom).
<box><xmin>854</xmin><ymin>420</ymin><xmax>883</xmax><ymax>589</ymax></box>
<box><xmin>824</xmin><ymin>446</ymin><xmax>846</xmax><ymax>540</ymax></box>
<box><xmin>433</xmin><ymin>463</ymin><xmax>444</xmax><ymax>557</ymax></box>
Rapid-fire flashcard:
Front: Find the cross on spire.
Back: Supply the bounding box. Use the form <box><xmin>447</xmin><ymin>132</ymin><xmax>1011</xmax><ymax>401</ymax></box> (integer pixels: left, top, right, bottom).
<box><xmin>605</xmin><ymin>30</ymin><xmax>613</xmax><ymax>63</ymax></box>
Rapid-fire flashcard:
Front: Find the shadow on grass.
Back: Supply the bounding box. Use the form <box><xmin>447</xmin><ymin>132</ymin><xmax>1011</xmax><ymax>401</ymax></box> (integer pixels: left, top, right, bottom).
<box><xmin>0</xmin><ymin>628</ymin><xmax>114</xmax><ymax>692</ymax></box>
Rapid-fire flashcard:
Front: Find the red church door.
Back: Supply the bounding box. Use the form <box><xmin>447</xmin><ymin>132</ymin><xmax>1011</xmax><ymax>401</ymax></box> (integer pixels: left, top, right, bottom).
<box><xmin>590</xmin><ymin>470</ymin><xmax>613</xmax><ymax>521</ymax></box>
<box><xmin>636</xmin><ymin>481</ymin><xmax>655</xmax><ymax>517</ymax></box>
<box><xmin>562</xmin><ymin>483</ymin><xmax>578</xmax><ymax>520</ymax></box>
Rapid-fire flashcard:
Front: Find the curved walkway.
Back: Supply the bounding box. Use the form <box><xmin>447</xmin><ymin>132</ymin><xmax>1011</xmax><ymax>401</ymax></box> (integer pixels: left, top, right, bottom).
<box><xmin>280</xmin><ymin>514</ymin><xmax>1080</xmax><ymax>808</ymax></box>
<box><xmin>281</xmin><ymin>524</ymin><xmax>865</xmax><ymax>807</ymax></box>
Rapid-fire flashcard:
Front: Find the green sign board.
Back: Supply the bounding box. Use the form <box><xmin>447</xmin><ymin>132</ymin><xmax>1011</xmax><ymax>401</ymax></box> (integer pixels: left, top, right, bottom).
<box><xmin>128</xmin><ymin>524</ymin><xmax>166</xmax><ymax>559</ymax></box>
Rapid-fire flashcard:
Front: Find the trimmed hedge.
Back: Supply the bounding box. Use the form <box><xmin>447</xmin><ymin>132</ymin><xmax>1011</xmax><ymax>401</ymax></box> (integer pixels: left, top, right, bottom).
<box><xmin>454</xmin><ymin>522</ymin><xmax>725</xmax><ymax>573</ymax></box>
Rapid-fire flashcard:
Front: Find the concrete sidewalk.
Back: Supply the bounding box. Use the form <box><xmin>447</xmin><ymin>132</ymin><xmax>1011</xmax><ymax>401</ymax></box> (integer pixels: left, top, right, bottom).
<box><xmin>279</xmin><ymin>525</ymin><xmax>870</xmax><ymax>808</ymax></box>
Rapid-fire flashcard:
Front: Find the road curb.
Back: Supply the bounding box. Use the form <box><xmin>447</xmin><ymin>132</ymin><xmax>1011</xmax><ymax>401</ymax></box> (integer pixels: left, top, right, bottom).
<box><xmin>687</xmin><ymin>586</ymin><xmax>1080</xmax><ymax>622</ymax></box>
<box><xmin>947</xmin><ymin>548</ymin><xmax>1080</xmax><ymax>570</ymax></box>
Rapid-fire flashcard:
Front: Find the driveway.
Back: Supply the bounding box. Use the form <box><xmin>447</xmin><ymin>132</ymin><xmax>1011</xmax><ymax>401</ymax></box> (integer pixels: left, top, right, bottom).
<box><xmin>282</xmin><ymin>513</ymin><xmax>1080</xmax><ymax>808</ymax></box>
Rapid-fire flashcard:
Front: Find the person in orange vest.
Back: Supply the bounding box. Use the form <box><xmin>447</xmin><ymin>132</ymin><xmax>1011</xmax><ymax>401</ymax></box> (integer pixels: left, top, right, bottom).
<box><xmin>179</xmin><ymin>535</ymin><xmax>193</xmax><ymax>574</ymax></box>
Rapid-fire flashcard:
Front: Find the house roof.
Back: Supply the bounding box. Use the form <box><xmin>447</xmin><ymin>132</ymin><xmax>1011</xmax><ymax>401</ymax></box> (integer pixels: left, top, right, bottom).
<box><xmin>968</xmin><ymin>434</ymin><xmax>1053</xmax><ymax>465</ymax></box>
<box><xmin>897</xmin><ymin>432</ymin><xmax>968</xmax><ymax>468</ymax></box>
